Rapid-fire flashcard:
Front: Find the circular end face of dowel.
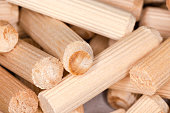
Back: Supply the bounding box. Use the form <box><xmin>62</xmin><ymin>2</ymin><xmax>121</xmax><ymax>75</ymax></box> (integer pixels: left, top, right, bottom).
<box><xmin>32</xmin><ymin>57</ymin><xmax>63</xmax><ymax>89</ymax></box>
<box><xmin>63</xmin><ymin>41</ymin><xmax>93</xmax><ymax>75</ymax></box>
<box><xmin>8</xmin><ymin>90</ymin><xmax>38</xmax><ymax>113</ymax></box>
<box><xmin>150</xmin><ymin>28</ymin><xmax>163</xmax><ymax>43</ymax></box>
<box><xmin>125</xmin><ymin>15</ymin><xmax>136</xmax><ymax>35</ymax></box>
<box><xmin>0</xmin><ymin>20</ymin><xmax>18</xmax><ymax>53</ymax></box>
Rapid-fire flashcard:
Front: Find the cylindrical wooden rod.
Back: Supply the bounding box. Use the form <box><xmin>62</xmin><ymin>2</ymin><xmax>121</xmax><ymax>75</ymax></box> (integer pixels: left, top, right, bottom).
<box><xmin>38</xmin><ymin>26</ymin><xmax>162</xmax><ymax>113</ymax></box>
<box><xmin>70</xmin><ymin>105</ymin><xmax>84</xmax><ymax>113</ymax></box>
<box><xmin>110</xmin><ymin>109</ymin><xmax>126</xmax><ymax>113</ymax></box>
<box><xmin>167</xmin><ymin>0</ymin><xmax>170</xmax><ymax>9</ymax></box>
<box><xmin>140</xmin><ymin>7</ymin><xmax>170</xmax><ymax>38</ymax></box>
<box><xmin>0</xmin><ymin>20</ymin><xmax>18</xmax><ymax>53</ymax></box>
<box><xmin>109</xmin><ymin>76</ymin><xmax>170</xmax><ymax>99</ymax></box>
<box><xmin>0</xmin><ymin>40</ymin><xmax>63</xmax><ymax>89</ymax></box>
<box><xmin>20</xmin><ymin>8</ymin><xmax>93</xmax><ymax>76</ymax></box>
<box><xmin>89</xmin><ymin>35</ymin><xmax>109</xmax><ymax>56</ymax></box>
<box><xmin>7</xmin><ymin>0</ymin><xmax>136</xmax><ymax>40</ymax></box>
<box><xmin>70</xmin><ymin>25</ymin><xmax>95</xmax><ymax>40</ymax></box>
<box><xmin>126</xmin><ymin>95</ymin><xmax>169</xmax><ymax>113</ymax></box>
<box><xmin>130</xmin><ymin>38</ymin><xmax>170</xmax><ymax>95</ymax></box>
<box><xmin>107</xmin><ymin>89</ymin><xmax>139</xmax><ymax>110</ymax></box>
<box><xmin>98</xmin><ymin>0</ymin><xmax>144</xmax><ymax>21</ymax></box>
<box><xmin>0</xmin><ymin>0</ymin><xmax>18</xmax><ymax>25</ymax></box>
<box><xmin>0</xmin><ymin>66</ymin><xmax>38</xmax><ymax>113</ymax></box>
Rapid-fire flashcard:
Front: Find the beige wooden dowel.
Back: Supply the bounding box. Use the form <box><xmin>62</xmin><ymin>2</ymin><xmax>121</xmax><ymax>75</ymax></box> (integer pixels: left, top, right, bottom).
<box><xmin>16</xmin><ymin>75</ymin><xmax>42</xmax><ymax>95</ymax></box>
<box><xmin>0</xmin><ymin>66</ymin><xmax>38</xmax><ymax>113</ymax></box>
<box><xmin>70</xmin><ymin>105</ymin><xmax>84</xmax><ymax>113</ymax></box>
<box><xmin>89</xmin><ymin>35</ymin><xmax>109</xmax><ymax>56</ymax></box>
<box><xmin>0</xmin><ymin>20</ymin><xmax>18</xmax><ymax>53</ymax></box>
<box><xmin>0</xmin><ymin>40</ymin><xmax>63</xmax><ymax>89</ymax></box>
<box><xmin>0</xmin><ymin>0</ymin><xmax>18</xmax><ymax>25</ymax></box>
<box><xmin>110</xmin><ymin>109</ymin><xmax>126</xmax><ymax>113</ymax></box>
<box><xmin>140</xmin><ymin>7</ymin><xmax>170</xmax><ymax>38</ymax></box>
<box><xmin>13</xmin><ymin>23</ymin><xmax>27</xmax><ymax>38</ymax></box>
<box><xmin>144</xmin><ymin>0</ymin><xmax>165</xmax><ymax>3</ymax></box>
<box><xmin>38</xmin><ymin>26</ymin><xmax>162</xmax><ymax>113</ymax></box>
<box><xmin>98</xmin><ymin>0</ymin><xmax>143</xmax><ymax>21</ymax></box>
<box><xmin>22</xmin><ymin>37</ymin><xmax>42</xmax><ymax>50</ymax></box>
<box><xmin>167</xmin><ymin>0</ymin><xmax>170</xmax><ymax>9</ymax></box>
<box><xmin>130</xmin><ymin>38</ymin><xmax>170</xmax><ymax>95</ymax></box>
<box><xmin>108</xmin><ymin>39</ymin><xmax>117</xmax><ymax>46</ymax></box>
<box><xmin>20</xmin><ymin>8</ymin><xmax>93</xmax><ymax>76</ymax></box>
<box><xmin>126</xmin><ymin>95</ymin><xmax>169</xmax><ymax>113</ymax></box>
<box><xmin>109</xmin><ymin>76</ymin><xmax>170</xmax><ymax>99</ymax></box>
<box><xmin>107</xmin><ymin>89</ymin><xmax>139</xmax><ymax>110</ymax></box>
<box><xmin>7</xmin><ymin>0</ymin><xmax>136</xmax><ymax>40</ymax></box>
<box><xmin>70</xmin><ymin>25</ymin><xmax>95</xmax><ymax>40</ymax></box>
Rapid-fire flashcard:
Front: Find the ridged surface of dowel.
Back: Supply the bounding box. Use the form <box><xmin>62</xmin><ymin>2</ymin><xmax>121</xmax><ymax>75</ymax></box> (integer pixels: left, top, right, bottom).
<box><xmin>8</xmin><ymin>0</ymin><xmax>136</xmax><ymax>40</ymax></box>
<box><xmin>130</xmin><ymin>38</ymin><xmax>170</xmax><ymax>95</ymax></box>
<box><xmin>98</xmin><ymin>0</ymin><xmax>143</xmax><ymax>21</ymax></box>
<box><xmin>38</xmin><ymin>26</ymin><xmax>162</xmax><ymax>113</ymax></box>
<box><xmin>0</xmin><ymin>0</ymin><xmax>18</xmax><ymax>24</ymax></box>
<box><xmin>70</xmin><ymin>25</ymin><xmax>95</xmax><ymax>40</ymax></box>
<box><xmin>0</xmin><ymin>40</ymin><xmax>63</xmax><ymax>89</ymax></box>
<box><xmin>144</xmin><ymin>0</ymin><xmax>165</xmax><ymax>3</ymax></box>
<box><xmin>107</xmin><ymin>89</ymin><xmax>138</xmax><ymax>110</ymax></box>
<box><xmin>20</xmin><ymin>9</ymin><xmax>93</xmax><ymax>75</ymax></box>
<box><xmin>140</xmin><ymin>7</ymin><xmax>170</xmax><ymax>38</ymax></box>
<box><xmin>110</xmin><ymin>109</ymin><xmax>126</xmax><ymax>113</ymax></box>
<box><xmin>126</xmin><ymin>95</ymin><xmax>169</xmax><ymax>113</ymax></box>
<box><xmin>110</xmin><ymin>76</ymin><xmax>170</xmax><ymax>99</ymax></box>
<box><xmin>0</xmin><ymin>21</ymin><xmax>18</xmax><ymax>53</ymax></box>
<box><xmin>0</xmin><ymin>66</ymin><xmax>38</xmax><ymax>113</ymax></box>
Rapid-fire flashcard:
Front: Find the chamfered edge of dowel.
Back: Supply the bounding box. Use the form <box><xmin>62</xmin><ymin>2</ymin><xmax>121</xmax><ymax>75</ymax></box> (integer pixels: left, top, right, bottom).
<box><xmin>8</xmin><ymin>89</ymin><xmax>38</xmax><ymax>113</ymax></box>
<box><xmin>32</xmin><ymin>53</ymin><xmax>63</xmax><ymax>89</ymax></box>
<box><xmin>63</xmin><ymin>41</ymin><xmax>93</xmax><ymax>75</ymax></box>
<box><xmin>0</xmin><ymin>20</ymin><xmax>18</xmax><ymax>53</ymax></box>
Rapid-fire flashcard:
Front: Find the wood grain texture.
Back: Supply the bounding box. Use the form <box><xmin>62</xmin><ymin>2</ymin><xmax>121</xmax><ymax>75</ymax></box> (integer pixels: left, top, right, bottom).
<box><xmin>110</xmin><ymin>76</ymin><xmax>170</xmax><ymax>99</ymax></box>
<box><xmin>0</xmin><ymin>21</ymin><xmax>18</xmax><ymax>53</ymax></box>
<box><xmin>98</xmin><ymin>0</ymin><xmax>144</xmax><ymax>21</ymax></box>
<box><xmin>0</xmin><ymin>66</ymin><xmax>38</xmax><ymax>113</ymax></box>
<box><xmin>140</xmin><ymin>7</ymin><xmax>170</xmax><ymax>38</ymax></box>
<box><xmin>0</xmin><ymin>0</ymin><xmax>18</xmax><ymax>24</ymax></box>
<box><xmin>110</xmin><ymin>109</ymin><xmax>126</xmax><ymax>113</ymax></box>
<box><xmin>70</xmin><ymin>25</ymin><xmax>95</xmax><ymax>40</ymax></box>
<box><xmin>126</xmin><ymin>95</ymin><xmax>169</xmax><ymax>113</ymax></box>
<box><xmin>130</xmin><ymin>38</ymin><xmax>170</xmax><ymax>95</ymax></box>
<box><xmin>38</xmin><ymin>26</ymin><xmax>162</xmax><ymax>113</ymax></box>
<box><xmin>167</xmin><ymin>0</ymin><xmax>170</xmax><ymax>9</ymax></box>
<box><xmin>0</xmin><ymin>40</ymin><xmax>63</xmax><ymax>89</ymax></box>
<box><xmin>89</xmin><ymin>35</ymin><xmax>109</xmax><ymax>56</ymax></box>
<box><xmin>107</xmin><ymin>89</ymin><xmax>139</xmax><ymax>110</ymax></box>
<box><xmin>20</xmin><ymin>8</ymin><xmax>93</xmax><ymax>76</ymax></box>
<box><xmin>7</xmin><ymin>0</ymin><xmax>136</xmax><ymax>40</ymax></box>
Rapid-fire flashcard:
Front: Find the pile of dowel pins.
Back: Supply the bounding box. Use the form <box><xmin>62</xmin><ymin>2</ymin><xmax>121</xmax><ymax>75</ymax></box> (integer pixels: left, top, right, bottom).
<box><xmin>0</xmin><ymin>0</ymin><xmax>170</xmax><ymax>113</ymax></box>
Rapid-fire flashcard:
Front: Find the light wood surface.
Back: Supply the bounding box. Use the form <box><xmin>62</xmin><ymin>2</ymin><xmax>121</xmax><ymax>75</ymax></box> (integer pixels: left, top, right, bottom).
<box><xmin>140</xmin><ymin>7</ymin><xmax>170</xmax><ymax>38</ymax></box>
<box><xmin>126</xmin><ymin>95</ymin><xmax>169</xmax><ymax>113</ymax></box>
<box><xmin>110</xmin><ymin>109</ymin><xmax>126</xmax><ymax>113</ymax></box>
<box><xmin>20</xmin><ymin>8</ymin><xmax>93</xmax><ymax>75</ymax></box>
<box><xmin>98</xmin><ymin>0</ymin><xmax>144</xmax><ymax>21</ymax></box>
<box><xmin>89</xmin><ymin>35</ymin><xmax>109</xmax><ymax>56</ymax></box>
<box><xmin>0</xmin><ymin>20</ymin><xmax>18</xmax><ymax>53</ymax></box>
<box><xmin>0</xmin><ymin>0</ymin><xmax>18</xmax><ymax>25</ymax></box>
<box><xmin>0</xmin><ymin>40</ymin><xmax>63</xmax><ymax>89</ymax></box>
<box><xmin>7</xmin><ymin>0</ymin><xmax>136</xmax><ymax>40</ymax></box>
<box><xmin>70</xmin><ymin>105</ymin><xmax>84</xmax><ymax>113</ymax></box>
<box><xmin>110</xmin><ymin>75</ymin><xmax>170</xmax><ymax>99</ymax></box>
<box><xmin>70</xmin><ymin>25</ymin><xmax>95</xmax><ymax>40</ymax></box>
<box><xmin>107</xmin><ymin>89</ymin><xmax>139</xmax><ymax>110</ymax></box>
<box><xmin>38</xmin><ymin>26</ymin><xmax>162</xmax><ymax>113</ymax></box>
<box><xmin>130</xmin><ymin>38</ymin><xmax>170</xmax><ymax>95</ymax></box>
<box><xmin>0</xmin><ymin>66</ymin><xmax>38</xmax><ymax>113</ymax></box>
<box><xmin>144</xmin><ymin>0</ymin><xmax>165</xmax><ymax>3</ymax></box>
<box><xmin>167</xmin><ymin>0</ymin><xmax>170</xmax><ymax>9</ymax></box>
